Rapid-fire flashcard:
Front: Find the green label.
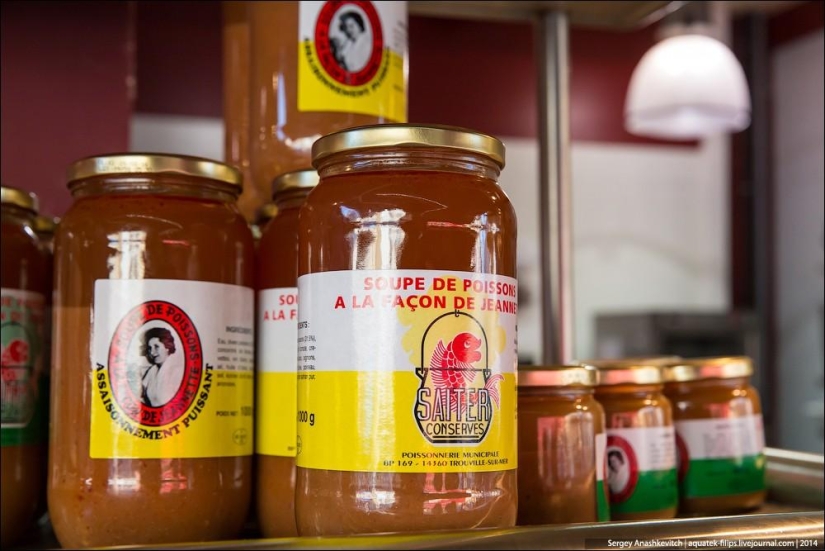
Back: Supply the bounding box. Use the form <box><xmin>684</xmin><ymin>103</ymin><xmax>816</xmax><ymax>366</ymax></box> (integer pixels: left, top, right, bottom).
<box><xmin>596</xmin><ymin>479</ymin><xmax>611</xmax><ymax>521</ymax></box>
<box><xmin>610</xmin><ymin>469</ymin><xmax>678</xmax><ymax>515</ymax></box>
<box><xmin>1</xmin><ymin>289</ymin><xmax>46</xmax><ymax>447</ymax></box>
<box><xmin>682</xmin><ymin>455</ymin><xmax>766</xmax><ymax>498</ymax></box>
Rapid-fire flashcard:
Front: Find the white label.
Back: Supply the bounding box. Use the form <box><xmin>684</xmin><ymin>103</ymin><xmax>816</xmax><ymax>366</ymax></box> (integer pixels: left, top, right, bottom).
<box><xmin>675</xmin><ymin>415</ymin><xmax>765</xmax><ymax>460</ymax></box>
<box><xmin>596</xmin><ymin>432</ymin><xmax>606</xmax><ymax>482</ymax></box>
<box><xmin>297</xmin><ymin>270</ymin><xmax>518</xmax><ymax>374</ymax></box>
<box><xmin>257</xmin><ymin>288</ymin><xmax>299</xmax><ymax>374</ymax></box>
<box><xmin>93</xmin><ymin>279</ymin><xmax>254</xmax><ymax>393</ymax></box>
<box><xmin>606</xmin><ymin>426</ymin><xmax>676</xmax><ymax>472</ymax></box>
<box><xmin>299</xmin><ymin>1</ymin><xmax>408</xmax><ymax>61</ymax></box>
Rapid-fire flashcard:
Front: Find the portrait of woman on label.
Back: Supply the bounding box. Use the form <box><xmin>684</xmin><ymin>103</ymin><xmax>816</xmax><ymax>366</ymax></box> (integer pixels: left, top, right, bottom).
<box><xmin>607</xmin><ymin>449</ymin><xmax>630</xmax><ymax>495</ymax></box>
<box><xmin>127</xmin><ymin>324</ymin><xmax>184</xmax><ymax>408</ymax></box>
<box><xmin>329</xmin><ymin>8</ymin><xmax>373</xmax><ymax>72</ymax></box>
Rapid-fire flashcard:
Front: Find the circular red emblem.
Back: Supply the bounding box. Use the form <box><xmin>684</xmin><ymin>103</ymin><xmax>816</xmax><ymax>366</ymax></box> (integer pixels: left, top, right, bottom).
<box><xmin>606</xmin><ymin>435</ymin><xmax>640</xmax><ymax>504</ymax></box>
<box><xmin>107</xmin><ymin>301</ymin><xmax>203</xmax><ymax>427</ymax></box>
<box><xmin>314</xmin><ymin>1</ymin><xmax>384</xmax><ymax>86</ymax></box>
<box><xmin>676</xmin><ymin>431</ymin><xmax>690</xmax><ymax>482</ymax></box>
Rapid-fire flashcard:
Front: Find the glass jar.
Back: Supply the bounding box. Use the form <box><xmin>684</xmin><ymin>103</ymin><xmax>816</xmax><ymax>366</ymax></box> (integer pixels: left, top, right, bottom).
<box><xmin>663</xmin><ymin>356</ymin><xmax>766</xmax><ymax>515</ymax></box>
<box><xmin>248</xmin><ymin>1</ymin><xmax>408</xmax><ymax>220</ymax></box>
<box><xmin>296</xmin><ymin>124</ymin><xmax>518</xmax><ymax>536</ymax></box>
<box><xmin>1</xmin><ymin>186</ymin><xmax>48</xmax><ymax>548</ymax></box>
<box><xmin>593</xmin><ymin>360</ymin><xmax>678</xmax><ymax>520</ymax></box>
<box><xmin>518</xmin><ymin>365</ymin><xmax>609</xmax><ymax>525</ymax></box>
<box><xmin>256</xmin><ymin>169</ymin><xmax>318</xmax><ymax>537</ymax></box>
<box><xmin>48</xmin><ymin>154</ymin><xmax>255</xmax><ymax>548</ymax></box>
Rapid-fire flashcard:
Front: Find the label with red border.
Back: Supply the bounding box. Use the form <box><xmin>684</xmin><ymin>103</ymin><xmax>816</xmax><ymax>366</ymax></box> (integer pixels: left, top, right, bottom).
<box><xmin>605</xmin><ymin>426</ymin><xmax>678</xmax><ymax>514</ymax></box>
<box><xmin>90</xmin><ymin>280</ymin><xmax>254</xmax><ymax>459</ymax></box>
<box><xmin>298</xmin><ymin>1</ymin><xmax>407</xmax><ymax>121</ymax></box>
<box><xmin>1</xmin><ymin>289</ymin><xmax>46</xmax><ymax>447</ymax></box>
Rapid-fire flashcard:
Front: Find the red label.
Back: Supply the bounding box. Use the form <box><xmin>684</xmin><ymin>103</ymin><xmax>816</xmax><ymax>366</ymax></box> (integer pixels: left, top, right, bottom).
<box><xmin>606</xmin><ymin>434</ymin><xmax>640</xmax><ymax>503</ymax></box>
<box><xmin>107</xmin><ymin>301</ymin><xmax>203</xmax><ymax>427</ymax></box>
<box><xmin>314</xmin><ymin>1</ymin><xmax>384</xmax><ymax>86</ymax></box>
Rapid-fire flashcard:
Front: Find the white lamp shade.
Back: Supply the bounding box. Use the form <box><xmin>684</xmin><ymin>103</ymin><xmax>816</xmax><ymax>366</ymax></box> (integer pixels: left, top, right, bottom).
<box><xmin>625</xmin><ymin>34</ymin><xmax>751</xmax><ymax>140</ymax></box>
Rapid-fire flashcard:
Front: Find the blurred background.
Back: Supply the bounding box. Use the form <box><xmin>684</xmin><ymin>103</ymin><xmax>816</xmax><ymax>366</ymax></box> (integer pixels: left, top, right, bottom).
<box><xmin>1</xmin><ymin>0</ymin><xmax>822</xmax><ymax>453</ymax></box>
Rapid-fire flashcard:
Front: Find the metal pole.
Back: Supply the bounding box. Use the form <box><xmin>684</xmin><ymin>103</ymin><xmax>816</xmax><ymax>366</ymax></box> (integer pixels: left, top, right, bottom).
<box><xmin>536</xmin><ymin>10</ymin><xmax>574</xmax><ymax>365</ymax></box>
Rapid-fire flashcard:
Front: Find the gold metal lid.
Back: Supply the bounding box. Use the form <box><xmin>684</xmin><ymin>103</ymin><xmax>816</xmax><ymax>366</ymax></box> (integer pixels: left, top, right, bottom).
<box><xmin>588</xmin><ymin>358</ymin><xmax>669</xmax><ymax>386</ymax></box>
<box><xmin>663</xmin><ymin>356</ymin><xmax>753</xmax><ymax>383</ymax></box>
<box><xmin>519</xmin><ymin>364</ymin><xmax>598</xmax><ymax>387</ymax></box>
<box><xmin>34</xmin><ymin>215</ymin><xmax>59</xmax><ymax>234</ymax></box>
<box><xmin>66</xmin><ymin>153</ymin><xmax>242</xmax><ymax>189</ymax></box>
<box><xmin>272</xmin><ymin>169</ymin><xmax>319</xmax><ymax>198</ymax></box>
<box><xmin>1</xmin><ymin>185</ymin><xmax>39</xmax><ymax>213</ymax></box>
<box><xmin>311</xmin><ymin>124</ymin><xmax>506</xmax><ymax>169</ymax></box>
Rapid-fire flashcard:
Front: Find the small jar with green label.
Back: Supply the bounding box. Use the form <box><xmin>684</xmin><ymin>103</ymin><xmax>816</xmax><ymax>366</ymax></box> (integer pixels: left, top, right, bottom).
<box><xmin>1</xmin><ymin>185</ymin><xmax>49</xmax><ymax>547</ymax></box>
<box><xmin>593</xmin><ymin>359</ymin><xmax>678</xmax><ymax>521</ymax></box>
<box><xmin>663</xmin><ymin>356</ymin><xmax>766</xmax><ymax>515</ymax></box>
<box><xmin>517</xmin><ymin>364</ymin><xmax>610</xmax><ymax>525</ymax></box>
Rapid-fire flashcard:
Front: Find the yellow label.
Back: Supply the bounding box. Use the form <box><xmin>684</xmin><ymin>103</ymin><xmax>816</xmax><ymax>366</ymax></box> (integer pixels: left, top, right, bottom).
<box><xmin>256</xmin><ymin>372</ymin><xmax>297</xmax><ymax>456</ymax></box>
<box><xmin>298</xmin><ymin>371</ymin><xmax>516</xmax><ymax>473</ymax></box>
<box><xmin>90</xmin><ymin>364</ymin><xmax>253</xmax><ymax>458</ymax></box>
<box><xmin>297</xmin><ymin>1</ymin><xmax>407</xmax><ymax>122</ymax></box>
<box><xmin>296</xmin><ymin>271</ymin><xmax>518</xmax><ymax>473</ymax></box>
<box><xmin>89</xmin><ymin>280</ymin><xmax>254</xmax><ymax>459</ymax></box>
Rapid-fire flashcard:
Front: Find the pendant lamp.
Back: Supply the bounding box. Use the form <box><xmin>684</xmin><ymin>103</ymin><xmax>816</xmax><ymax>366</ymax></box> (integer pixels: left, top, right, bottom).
<box><xmin>625</xmin><ymin>20</ymin><xmax>751</xmax><ymax>140</ymax></box>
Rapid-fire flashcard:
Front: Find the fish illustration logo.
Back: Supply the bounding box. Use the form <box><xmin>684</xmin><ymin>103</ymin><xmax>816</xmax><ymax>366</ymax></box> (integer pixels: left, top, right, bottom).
<box><xmin>414</xmin><ymin>311</ymin><xmax>501</xmax><ymax>445</ymax></box>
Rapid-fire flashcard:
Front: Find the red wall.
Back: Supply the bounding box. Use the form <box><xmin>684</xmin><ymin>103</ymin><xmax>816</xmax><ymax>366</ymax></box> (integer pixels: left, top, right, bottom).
<box><xmin>0</xmin><ymin>1</ymin><xmax>132</xmax><ymax>216</ymax></box>
<box><xmin>1</xmin><ymin>1</ymin><xmax>700</xmax><ymax>216</ymax></box>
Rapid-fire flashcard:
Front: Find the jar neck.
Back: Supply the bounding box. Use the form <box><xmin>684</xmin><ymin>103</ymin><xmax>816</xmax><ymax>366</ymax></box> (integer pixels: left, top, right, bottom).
<box><xmin>70</xmin><ymin>175</ymin><xmax>240</xmax><ymax>203</ymax></box>
<box><xmin>596</xmin><ymin>383</ymin><xmax>664</xmax><ymax>398</ymax></box>
<box><xmin>316</xmin><ymin>147</ymin><xmax>502</xmax><ymax>182</ymax></box>
<box><xmin>273</xmin><ymin>190</ymin><xmax>311</xmax><ymax>210</ymax></box>
<box><xmin>519</xmin><ymin>386</ymin><xmax>594</xmax><ymax>399</ymax></box>
<box><xmin>666</xmin><ymin>377</ymin><xmax>750</xmax><ymax>395</ymax></box>
<box><xmin>1</xmin><ymin>204</ymin><xmax>36</xmax><ymax>226</ymax></box>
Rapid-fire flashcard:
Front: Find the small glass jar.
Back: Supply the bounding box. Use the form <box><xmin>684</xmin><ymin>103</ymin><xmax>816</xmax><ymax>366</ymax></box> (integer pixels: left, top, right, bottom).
<box><xmin>256</xmin><ymin>169</ymin><xmax>318</xmax><ymax>537</ymax></box>
<box><xmin>49</xmin><ymin>154</ymin><xmax>255</xmax><ymax>548</ymax></box>
<box><xmin>663</xmin><ymin>356</ymin><xmax>766</xmax><ymax>515</ymax></box>
<box><xmin>518</xmin><ymin>365</ymin><xmax>609</xmax><ymax>525</ymax></box>
<box><xmin>593</xmin><ymin>360</ymin><xmax>678</xmax><ymax>520</ymax></box>
<box><xmin>296</xmin><ymin>124</ymin><xmax>518</xmax><ymax>536</ymax></box>
<box><xmin>1</xmin><ymin>186</ymin><xmax>48</xmax><ymax>548</ymax></box>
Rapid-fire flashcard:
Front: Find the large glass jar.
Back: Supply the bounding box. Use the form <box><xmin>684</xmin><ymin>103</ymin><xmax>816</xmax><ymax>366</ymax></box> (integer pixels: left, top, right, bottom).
<box><xmin>1</xmin><ymin>186</ymin><xmax>48</xmax><ymax>547</ymax></box>
<box><xmin>256</xmin><ymin>169</ymin><xmax>318</xmax><ymax>537</ymax></box>
<box><xmin>518</xmin><ymin>365</ymin><xmax>609</xmax><ymax>525</ymax></box>
<box><xmin>593</xmin><ymin>360</ymin><xmax>678</xmax><ymax>521</ymax></box>
<box><xmin>248</xmin><ymin>1</ymin><xmax>408</xmax><ymax>219</ymax></box>
<box><xmin>48</xmin><ymin>154</ymin><xmax>255</xmax><ymax>548</ymax></box>
<box><xmin>295</xmin><ymin>125</ymin><xmax>518</xmax><ymax>535</ymax></box>
<box><xmin>663</xmin><ymin>356</ymin><xmax>766</xmax><ymax>515</ymax></box>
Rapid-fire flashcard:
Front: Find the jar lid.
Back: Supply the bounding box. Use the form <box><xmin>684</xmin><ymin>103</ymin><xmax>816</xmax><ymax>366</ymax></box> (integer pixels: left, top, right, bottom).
<box><xmin>589</xmin><ymin>358</ymin><xmax>669</xmax><ymax>386</ymax></box>
<box><xmin>311</xmin><ymin>124</ymin><xmax>506</xmax><ymax>169</ymax></box>
<box><xmin>1</xmin><ymin>185</ymin><xmax>39</xmax><ymax>213</ymax></box>
<box><xmin>34</xmin><ymin>215</ymin><xmax>60</xmax><ymax>234</ymax></box>
<box><xmin>663</xmin><ymin>356</ymin><xmax>753</xmax><ymax>383</ymax></box>
<box><xmin>66</xmin><ymin>154</ymin><xmax>242</xmax><ymax>189</ymax></box>
<box><xmin>272</xmin><ymin>169</ymin><xmax>319</xmax><ymax>198</ymax></box>
<box><xmin>519</xmin><ymin>364</ymin><xmax>598</xmax><ymax>387</ymax></box>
